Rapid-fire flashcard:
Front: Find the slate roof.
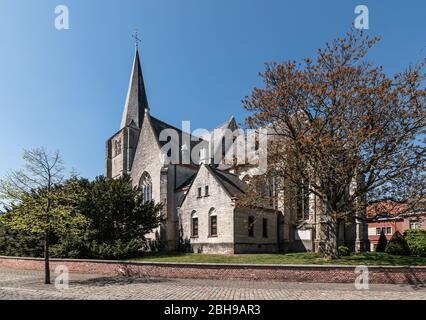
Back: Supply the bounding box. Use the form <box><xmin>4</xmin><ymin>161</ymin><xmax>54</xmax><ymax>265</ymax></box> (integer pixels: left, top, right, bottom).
<box><xmin>120</xmin><ymin>49</ymin><xmax>149</xmax><ymax>129</ymax></box>
<box><xmin>175</xmin><ymin>174</ymin><xmax>196</xmax><ymax>191</ymax></box>
<box><xmin>207</xmin><ymin>165</ymin><xmax>247</xmax><ymax>198</ymax></box>
<box><xmin>150</xmin><ymin>115</ymin><xmax>204</xmax><ymax>150</ymax></box>
<box><xmin>178</xmin><ymin>164</ymin><xmax>248</xmax><ymax>207</ymax></box>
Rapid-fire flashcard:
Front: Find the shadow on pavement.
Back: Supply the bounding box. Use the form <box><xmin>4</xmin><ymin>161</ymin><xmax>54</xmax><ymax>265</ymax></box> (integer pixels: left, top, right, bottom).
<box><xmin>71</xmin><ymin>276</ymin><xmax>175</xmax><ymax>287</ymax></box>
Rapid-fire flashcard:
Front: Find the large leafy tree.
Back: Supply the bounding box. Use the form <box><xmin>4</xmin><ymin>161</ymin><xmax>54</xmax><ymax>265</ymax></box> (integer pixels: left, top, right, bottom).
<box><xmin>243</xmin><ymin>31</ymin><xmax>426</xmax><ymax>257</ymax></box>
<box><xmin>50</xmin><ymin>175</ymin><xmax>164</xmax><ymax>259</ymax></box>
<box><xmin>0</xmin><ymin>148</ymin><xmax>88</xmax><ymax>284</ymax></box>
<box><xmin>76</xmin><ymin>175</ymin><xmax>163</xmax><ymax>245</ymax></box>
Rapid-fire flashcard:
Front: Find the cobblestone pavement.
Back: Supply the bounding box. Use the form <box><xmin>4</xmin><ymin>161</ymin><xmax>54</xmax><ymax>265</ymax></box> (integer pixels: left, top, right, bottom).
<box><xmin>0</xmin><ymin>267</ymin><xmax>424</xmax><ymax>300</ymax></box>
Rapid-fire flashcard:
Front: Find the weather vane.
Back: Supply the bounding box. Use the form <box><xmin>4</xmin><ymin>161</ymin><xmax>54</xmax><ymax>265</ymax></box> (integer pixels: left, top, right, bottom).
<box><xmin>132</xmin><ymin>29</ymin><xmax>141</xmax><ymax>49</ymax></box>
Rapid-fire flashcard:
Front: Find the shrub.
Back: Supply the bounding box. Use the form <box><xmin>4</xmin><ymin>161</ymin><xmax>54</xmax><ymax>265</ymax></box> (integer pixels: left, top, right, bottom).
<box><xmin>338</xmin><ymin>245</ymin><xmax>350</xmax><ymax>256</ymax></box>
<box><xmin>88</xmin><ymin>239</ymin><xmax>142</xmax><ymax>260</ymax></box>
<box><xmin>50</xmin><ymin>236</ymin><xmax>144</xmax><ymax>260</ymax></box>
<box><xmin>0</xmin><ymin>224</ymin><xmax>44</xmax><ymax>258</ymax></box>
<box><xmin>404</xmin><ymin>229</ymin><xmax>426</xmax><ymax>257</ymax></box>
<box><xmin>50</xmin><ymin>232</ymin><xmax>92</xmax><ymax>259</ymax></box>
<box><xmin>375</xmin><ymin>230</ymin><xmax>388</xmax><ymax>252</ymax></box>
<box><xmin>385</xmin><ymin>231</ymin><xmax>410</xmax><ymax>256</ymax></box>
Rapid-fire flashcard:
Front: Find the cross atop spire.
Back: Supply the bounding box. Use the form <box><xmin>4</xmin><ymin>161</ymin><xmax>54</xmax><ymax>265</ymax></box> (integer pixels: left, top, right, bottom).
<box><xmin>132</xmin><ymin>29</ymin><xmax>141</xmax><ymax>49</ymax></box>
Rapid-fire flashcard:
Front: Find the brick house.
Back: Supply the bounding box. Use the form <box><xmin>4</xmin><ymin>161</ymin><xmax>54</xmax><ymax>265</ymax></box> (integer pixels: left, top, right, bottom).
<box><xmin>366</xmin><ymin>201</ymin><xmax>426</xmax><ymax>252</ymax></box>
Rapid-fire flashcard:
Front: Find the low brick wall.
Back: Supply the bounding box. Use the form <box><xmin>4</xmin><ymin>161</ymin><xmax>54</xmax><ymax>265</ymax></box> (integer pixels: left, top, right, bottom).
<box><xmin>0</xmin><ymin>256</ymin><xmax>424</xmax><ymax>284</ymax></box>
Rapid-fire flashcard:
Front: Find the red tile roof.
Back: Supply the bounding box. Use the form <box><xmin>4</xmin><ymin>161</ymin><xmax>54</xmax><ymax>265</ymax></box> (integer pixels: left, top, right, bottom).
<box><xmin>366</xmin><ymin>201</ymin><xmax>408</xmax><ymax>218</ymax></box>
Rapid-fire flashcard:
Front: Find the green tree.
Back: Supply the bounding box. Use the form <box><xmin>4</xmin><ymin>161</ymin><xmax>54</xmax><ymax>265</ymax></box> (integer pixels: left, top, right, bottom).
<box><xmin>375</xmin><ymin>230</ymin><xmax>388</xmax><ymax>252</ymax></box>
<box><xmin>404</xmin><ymin>229</ymin><xmax>426</xmax><ymax>257</ymax></box>
<box><xmin>50</xmin><ymin>175</ymin><xmax>164</xmax><ymax>259</ymax></box>
<box><xmin>0</xmin><ymin>148</ymin><xmax>88</xmax><ymax>284</ymax></box>
<box><xmin>0</xmin><ymin>222</ymin><xmax>44</xmax><ymax>257</ymax></box>
<box><xmin>80</xmin><ymin>175</ymin><xmax>163</xmax><ymax>245</ymax></box>
<box><xmin>385</xmin><ymin>231</ymin><xmax>411</xmax><ymax>256</ymax></box>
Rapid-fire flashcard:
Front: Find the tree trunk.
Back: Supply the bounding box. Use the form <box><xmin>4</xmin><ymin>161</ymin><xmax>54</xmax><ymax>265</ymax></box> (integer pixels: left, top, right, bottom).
<box><xmin>318</xmin><ymin>215</ymin><xmax>339</xmax><ymax>258</ymax></box>
<box><xmin>317</xmin><ymin>199</ymin><xmax>339</xmax><ymax>258</ymax></box>
<box><xmin>326</xmin><ymin>218</ymin><xmax>339</xmax><ymax>258</ymax></box>
<box><xmin>44</xmin><ymin>232</ymin><xmax>50</xmax><ymax>285</ymax></box>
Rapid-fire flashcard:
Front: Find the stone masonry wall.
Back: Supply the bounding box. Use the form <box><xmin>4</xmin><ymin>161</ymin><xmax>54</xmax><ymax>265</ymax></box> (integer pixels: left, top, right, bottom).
<box><xmin>179</xmin><ymin>165</ymin><xmax>235</xmax><ymax>254</ymax></box>
<box><xmin>130</xmin><ymin>113</ymin><xmax>164</xmax><ymax>243</ymax></box>
<box><xmin>234</xmin><ymin>208</ymin><xmax>279</xmax><ymax>253</ymax></box>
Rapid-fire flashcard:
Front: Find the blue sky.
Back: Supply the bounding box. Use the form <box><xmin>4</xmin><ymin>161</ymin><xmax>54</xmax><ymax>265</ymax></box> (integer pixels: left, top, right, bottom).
<box><xmin>0</xmin><ymin>0</ymin><xmax>425</xmax><ymax>180</ymax></box>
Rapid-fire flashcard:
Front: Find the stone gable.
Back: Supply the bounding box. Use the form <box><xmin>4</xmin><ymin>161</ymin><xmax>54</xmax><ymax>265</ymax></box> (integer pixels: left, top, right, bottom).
<box><xmin>179</xmin><ymin>165</ymin><xmax>235</xmax><ymax>253</ymax></box>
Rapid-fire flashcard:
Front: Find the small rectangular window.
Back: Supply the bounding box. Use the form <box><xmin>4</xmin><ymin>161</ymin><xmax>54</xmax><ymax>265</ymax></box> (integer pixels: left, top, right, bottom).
<box><xmin>210</xmin><ymin>216</ymin><xmax>217</xmax><ymax>237</ymax></box>
<box><xmin>248</xmin><ymin>216</ymin><xmax>255</xmax><ymax>237</ymax></box>
<box><xmin>376</xmin><ymin>228</ymin><xmax>381</xmax><ymax>235</ymax></box>
<box><xmin>192</xmin><ymin>218</ymin><xmax>198</xmax><ymax>237</ymax></box>
<box><xmin>410</xmin><ymin>222</ymin><xmax>420</xmax><ymax>229</ymax></box>
<box><xmin>197</xmin><ymin>187</ymin><xmax>202</xmax><ymax>198</ymax></box>
<box><xmin>262</xmin><ymin>218</ymin><xmax>268</xmax><ymax>238</ymax></box>
<box><xmin>386</xmin><ymin>227</ymin><xmax>392</xmax><ymax>235</ymax></box>
<box><xmin>205</xmin><ymin>186</ymin><xmax>209</xmax><ymax>196</ymax></box>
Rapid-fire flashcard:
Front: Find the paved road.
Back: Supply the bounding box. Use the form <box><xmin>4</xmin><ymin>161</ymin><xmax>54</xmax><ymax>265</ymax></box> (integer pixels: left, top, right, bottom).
<box><xmin>0</xmin><ymin>267</ymin><xmax>424</xmax><ymax>300</ymax></box>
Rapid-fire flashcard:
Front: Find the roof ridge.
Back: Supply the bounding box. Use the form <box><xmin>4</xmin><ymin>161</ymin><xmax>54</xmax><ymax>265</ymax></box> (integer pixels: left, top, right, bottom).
<box><xmin>150</xmin><ymin>116</ymin><xmax>184</xmax><ymax>133</ymax></box>
<box><xmin>209</xmin><ymin>165</ymin><xmax>246</xmax><ymax>194</ymax></box>
<box><xmin>211</xmin><ymin>167</ymin><xmax>240</xmax><ymax>178</ymax></box>
<box><xmin>150</xmin><ymin>116</ymin><xmax>204</xmax><ymax>142</ymax></box>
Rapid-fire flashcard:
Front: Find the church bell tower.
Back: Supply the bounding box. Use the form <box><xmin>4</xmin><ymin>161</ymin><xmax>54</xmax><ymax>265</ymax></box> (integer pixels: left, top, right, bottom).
<box><xmin>105</xmin><ymin>34</ymin><xmax>149</xmax><ymax>178</ymax></box>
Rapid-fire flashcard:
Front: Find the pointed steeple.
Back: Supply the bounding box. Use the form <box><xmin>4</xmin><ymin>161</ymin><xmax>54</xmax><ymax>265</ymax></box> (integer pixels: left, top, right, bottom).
<box><xmin>120</xmin><ymin>48</ymin><xmax>149</xmax><ymax>129</ymax></box>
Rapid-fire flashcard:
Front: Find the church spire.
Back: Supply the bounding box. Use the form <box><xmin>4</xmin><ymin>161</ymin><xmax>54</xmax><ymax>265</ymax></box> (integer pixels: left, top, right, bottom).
<box><xmin>120</xmin><ymin>34</ymin><xmax>149</xmax><ymax>129</ymax></box>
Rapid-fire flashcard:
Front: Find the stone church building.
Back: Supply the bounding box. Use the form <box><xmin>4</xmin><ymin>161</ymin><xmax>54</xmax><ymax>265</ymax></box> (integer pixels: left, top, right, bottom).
<box><xmin>105</xmin><ymin>48</ymin><xmax>368</xmax><ymax>254</ymax></box>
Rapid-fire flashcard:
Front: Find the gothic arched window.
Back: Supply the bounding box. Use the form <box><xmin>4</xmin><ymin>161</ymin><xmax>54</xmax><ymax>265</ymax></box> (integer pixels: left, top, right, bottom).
<box><xmin>209</xmin><ymin>208</ymin><xmax>217</xmax><ymax>237</ymax></box>
<box><xmin>191</xmin><ymin>211</ymin><xmax>198</xmax><ymax>237</ymax></box>
<box><xmin>140</xmin><ymin>172</ymin><xmax>152</xmax><ymax>203</ymax></box>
